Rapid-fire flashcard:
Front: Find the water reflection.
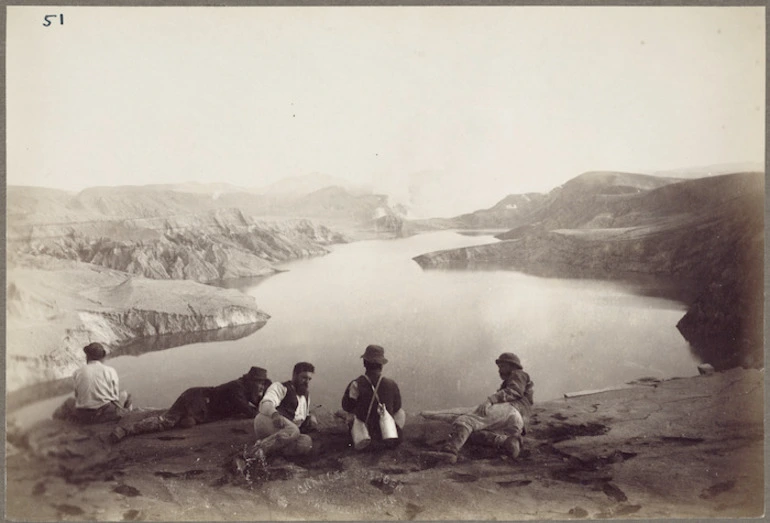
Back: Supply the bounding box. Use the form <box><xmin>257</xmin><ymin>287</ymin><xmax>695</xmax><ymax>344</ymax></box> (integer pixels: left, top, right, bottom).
<box><xmin>111</xmin><ymin>321</ymin><xmax>268</xmax><ymax>357</ymax></box>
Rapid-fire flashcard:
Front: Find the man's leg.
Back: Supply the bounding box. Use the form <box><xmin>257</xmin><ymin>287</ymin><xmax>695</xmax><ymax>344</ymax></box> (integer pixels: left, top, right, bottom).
<box><xmin>282</xmin><ymin>434</ymin><xmax>313</xmax><ymax>457</ymax></box>
<box><xmin>252</xmin><ymin>414</ymin><xmax>305</xmax><ymax>457</ymax></box>
<box><xmin>53</xmin><ymin>398</ymin><xmax>77</xmax><ymax>421</ymax></box>
<box><xmin>110</xmin><ymin>410</ymin><xmax>179</xmax><ymax>442</ymax></box>
<box><xmin>468</xmin><ymin>430</ymin><xmax>507</xmax><ymax>448</ymax></box>
<box><xmin>443</xmin><ymin>404</ymin><xmax>523</xmax><ymax>456</ymax></box>
<box><xmin>119</xmin><ymin>391</ymin><xmax>133</xmax><ymax>410</ymax></box>
<box><xmin>477</xmin><ymin>404</ymin><xmax>524</xmax><ymax>458</ymax></box>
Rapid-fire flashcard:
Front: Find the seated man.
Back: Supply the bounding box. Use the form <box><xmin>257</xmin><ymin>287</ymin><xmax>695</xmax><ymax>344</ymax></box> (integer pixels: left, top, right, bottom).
<box><xmin>249</xmin><ymin>362</ymin><xmax>317</xmax><ymax>459</ymax></box>
<box><xmin>71</xmin><ymin>342</ymin><xmax>133</xmax><ymax>424</ymax></box>
<box><xmin>110</xmin><ymin>366</ymin><xmax>271</xmax><ymax>442</ymax></box>
<box><xmin>426</xmin><ymin>352</ymin><xmax>534</xmax><ymax>464</ymax></box>
<box><xmin>341</xmin><ymin>345</ymin><xmax>406</xmax><ymax>449</ymax></box>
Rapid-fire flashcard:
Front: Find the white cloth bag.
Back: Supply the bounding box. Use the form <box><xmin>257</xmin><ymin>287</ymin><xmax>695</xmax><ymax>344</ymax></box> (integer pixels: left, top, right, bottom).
<box><xmin>377</xmin><ymin>402</ymin><xmax>398</xmax><ymax>441</ymax></box>
<box><xmin>351</xmin><ymin>417</ymin><xmax>371</xmax><ymax>450</ymax></box>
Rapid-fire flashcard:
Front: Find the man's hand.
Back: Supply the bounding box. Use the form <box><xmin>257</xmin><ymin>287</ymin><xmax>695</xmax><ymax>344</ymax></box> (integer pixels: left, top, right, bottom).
<box><xmin>301</xmin><ymin>414</ymin><xmax>319</xmax><ymax>434</ymax></box>
<box><xmin>272</xmin><ymin>411</ymin><xmax>284</xmax><ymax>428</ymax></box>
<box><xmin>476</xmin><ymin>400</ymin><xmax>493</xmax><ymax>416</ymax></box>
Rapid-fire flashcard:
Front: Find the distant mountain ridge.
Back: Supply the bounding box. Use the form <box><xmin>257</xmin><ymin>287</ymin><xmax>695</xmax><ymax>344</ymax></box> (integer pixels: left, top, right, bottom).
<box><xmin>255</xmin><ymin>172</ymin><xmax>368</xmax><ymax>197</ymax></box>
<box><xmin>448</xmin><ymin>171</ymin><xmax>682</xmax><ymax>230</ymax></box>
<box><xmin>8</xmin><ymin>179</ymin><xmax>404</xmax><ymax>236</ymax></box>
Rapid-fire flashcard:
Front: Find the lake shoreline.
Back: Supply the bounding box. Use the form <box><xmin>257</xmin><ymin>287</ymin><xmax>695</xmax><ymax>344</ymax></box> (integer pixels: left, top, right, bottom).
<box><xmin>8</xmin><ymin>229</ymin><xmax>704</xmax><ymax>416</ymax></box>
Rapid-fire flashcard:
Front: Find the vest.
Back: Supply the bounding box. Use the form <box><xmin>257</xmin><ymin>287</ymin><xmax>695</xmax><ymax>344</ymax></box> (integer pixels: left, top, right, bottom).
<box><xmin>276</xmin><ymin>380</ymin><xmax>308</xmax><ymax>421</ymax></box>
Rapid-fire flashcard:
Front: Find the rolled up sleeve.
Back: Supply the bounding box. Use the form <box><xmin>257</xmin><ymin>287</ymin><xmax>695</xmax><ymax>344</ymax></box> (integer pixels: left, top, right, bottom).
<box><xmin>259</xmin><ymin>382</ymin><xmax>286</xmax><ymax>416</ymax></box>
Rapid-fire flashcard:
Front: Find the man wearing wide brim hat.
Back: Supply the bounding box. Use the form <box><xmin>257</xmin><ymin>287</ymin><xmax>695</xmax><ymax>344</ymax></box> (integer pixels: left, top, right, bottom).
<box><xmin>110</xmin><ymin>366</ymin><xmax>272</xmax><ymax>443</ymax></box>
<box><xmin>342</xmin><ymin>345</ymin><xmax>406</xmax><ymax>449</ymax></box>
<box><xmin>424</xmin><ymin>352</ymin><xmax>534</xmax><ymax>464</ymax></box>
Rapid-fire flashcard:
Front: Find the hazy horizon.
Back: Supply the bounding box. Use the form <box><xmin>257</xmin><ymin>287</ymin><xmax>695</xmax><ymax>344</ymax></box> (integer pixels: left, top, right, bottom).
<box><xmin>7</xmin><ymin>6</ymin><xmax>765</xmax><ymax>217</ymax></box>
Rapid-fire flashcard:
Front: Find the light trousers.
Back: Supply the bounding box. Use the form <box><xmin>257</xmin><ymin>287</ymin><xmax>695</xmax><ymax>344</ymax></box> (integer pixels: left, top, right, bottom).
<box><xmin>253</xmin><ymin>413</ymin><xmax>313</xmax><ymax>457</ymax></box>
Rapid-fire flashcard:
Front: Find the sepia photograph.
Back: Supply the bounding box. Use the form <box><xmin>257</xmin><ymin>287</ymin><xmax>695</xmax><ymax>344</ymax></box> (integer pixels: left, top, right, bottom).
<box><xmin>4</xmin><ymin>5</ymin><xmax>765</xmax><ymax>520</ymax></box>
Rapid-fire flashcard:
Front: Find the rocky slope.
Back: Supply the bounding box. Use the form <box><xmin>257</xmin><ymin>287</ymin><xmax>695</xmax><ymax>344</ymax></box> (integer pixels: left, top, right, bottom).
<box><xmin>6</xmin><ymin>258</ymin><xmax>271</xmax><ymax>392</ymax></box>
<box><xmin>414</xmin><ymin>172</ymin><xmax>765</xmax><ymax>369</ymax></box>
<box><xmin>453</xmin><ymin>192</ymin><xmax>547</xmax><ymax>229</ymax></box>
<box><xmin>8</xmin><ymin>209</ymin><xmax>345</xmax><ymax>283</ymax></box>
<box><xmin>6</xmin><ymin>368</ymin><xmax>763</xmax><ymax>520</ymax></box>
<box><xmin>449</xmin><ymin>171</ymin><xmax>680</xmax><ymax>230</ymax></box>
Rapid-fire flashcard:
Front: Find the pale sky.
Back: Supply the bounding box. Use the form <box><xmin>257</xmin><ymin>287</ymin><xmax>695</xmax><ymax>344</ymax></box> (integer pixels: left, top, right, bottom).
<box><xmin>6</xmin><ymin>6</ymin><xmax>766</xmax><ymax>217</ymax></box>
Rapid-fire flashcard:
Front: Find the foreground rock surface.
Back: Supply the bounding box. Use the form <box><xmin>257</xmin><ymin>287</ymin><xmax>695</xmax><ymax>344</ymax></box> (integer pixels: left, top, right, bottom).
<box><xmin>6</xmin><ymin>368</ymin><xmax>763</xmax><ymax>521</ymax></box>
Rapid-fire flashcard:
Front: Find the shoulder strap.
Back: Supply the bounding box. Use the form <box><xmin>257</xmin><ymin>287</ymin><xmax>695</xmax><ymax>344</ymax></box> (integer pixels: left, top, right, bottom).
<box><xmin>362</xmin><ymin>374</ymin><xmax>383</xmax><ymax>424</ymax></box>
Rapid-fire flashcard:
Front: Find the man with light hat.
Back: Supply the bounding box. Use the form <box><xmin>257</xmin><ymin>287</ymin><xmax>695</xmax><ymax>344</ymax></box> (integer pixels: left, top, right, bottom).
<box><xmin>428</xmin><ymin>351</ymin><xmax>534</xmax><ymax>464</ymax></box>
<box><xmin>342</xmin><ymin>344</ymin><xmax>406</xmax><ymax>448</ymax></box>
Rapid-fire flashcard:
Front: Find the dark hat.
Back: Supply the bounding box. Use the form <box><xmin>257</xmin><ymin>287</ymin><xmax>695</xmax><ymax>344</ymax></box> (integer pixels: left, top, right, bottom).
<box><xmin>495</xmin><ymin>352</ymin><xmax>522</xmax><ymax>369</ymax></box>
<box><xmin>83</xmin><ymin>342</ymin><xmax>107</xmax><ymax>360</ymax></box>
<box><xmin>244</xmin><ymin>366</ymin><xmax>270</xmax><ymax>382</ymax></box>
<box><xmin>361</xmin><ymin>344</ymin><xmax>388</xmax><ymax>365</ymax></box>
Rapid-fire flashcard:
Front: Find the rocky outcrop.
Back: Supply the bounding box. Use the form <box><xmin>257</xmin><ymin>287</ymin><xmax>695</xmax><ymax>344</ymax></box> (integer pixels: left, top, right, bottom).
<box><xmin>9</xmin><ymin>209</ymin><xmax>346</xmax><ymax>283</ymax></box>
<box><xmin>414</xmin><ymin>172</ymin><xmax>765</xmax><ymax>370</ymax></box>
<box><xmin>6</xmin><ymin>261</ymin><xmax>270</xmax><ymax>392</ymax></box>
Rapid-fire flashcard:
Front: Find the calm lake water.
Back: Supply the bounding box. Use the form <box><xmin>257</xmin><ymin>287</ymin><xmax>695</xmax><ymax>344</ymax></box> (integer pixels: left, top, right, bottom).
<box><xmin>14</xmin><ymin>230</ymin><xmax>699</xmax><ymax>425</ymax></box>
<box><xmin>105</xmin><ymin>230</ymin><xmax>698</xmax><ymax>414</ymax></box>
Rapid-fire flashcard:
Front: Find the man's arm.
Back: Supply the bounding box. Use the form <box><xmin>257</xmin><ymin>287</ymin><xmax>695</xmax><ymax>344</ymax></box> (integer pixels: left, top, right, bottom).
<box><xmin>341</xmin><ymin>380</ymin><xmax>359</xmax><ymax>413</ymax></box>
<box><xmin>259</xmin><ymin>382</ymin><xmax>287</xmax><ymax>416</ymax></box>
<box><xmin>488</xmin><ymin>372</ymin><xmax>530</xmax><ymax>405</ymax></box>
<box><xmin>392</xmin><ymin>382</ymin><xmax>405</xmax><ymax>428</ymax></box>
<box><xmin>225</xmin><ymin>382</ymin><xmax>258</xmax><ymax>418</ymax></box>
<box><xmin>108</xmin><ymin>367</ymin><xmax>121</xmax><ymax>400</ymax></box>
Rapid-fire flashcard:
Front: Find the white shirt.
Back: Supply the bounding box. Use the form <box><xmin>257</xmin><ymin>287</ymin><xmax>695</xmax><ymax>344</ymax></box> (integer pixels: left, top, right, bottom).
<box><xmin>259</xmin><ymin>382</ymin><xmax>308</xmax><ymax>425</ymax></box>
<box><xmin>73</xmin><ymin>361</ymin><xmax>120</xmax><ymax>409</ymax></box>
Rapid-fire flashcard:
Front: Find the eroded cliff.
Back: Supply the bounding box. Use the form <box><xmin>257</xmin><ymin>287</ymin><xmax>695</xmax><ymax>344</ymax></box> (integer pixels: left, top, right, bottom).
<box><xmin>6</xmin><ymin>259</ymin><xmax>271</xmax><ymax>392</ymax></box>
<box><xmin>8</xmin><ymin>209</ymin><xmax>346</xmax><ymax>283</ymax></box>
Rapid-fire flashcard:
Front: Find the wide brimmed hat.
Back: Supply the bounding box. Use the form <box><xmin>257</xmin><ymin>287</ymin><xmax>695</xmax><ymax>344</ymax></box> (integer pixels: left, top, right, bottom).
<box><xmin>244</xmin><ymin>366</ymin><xmax>270</xmax><ymax>382</ymax></box>
<box><xmin>361</xmin><ymin>344</ymin><xmax>388</xmax><ymax>365</ymax></box>
<box><xmin>495</xmin><ymin>352</ymin><xmax>522</xmax><ymax>369</ymax></box>
<box><xmin>83</xmin><ymin>342</ymin><xmax>107</xmax><ymax>360</ymax></box>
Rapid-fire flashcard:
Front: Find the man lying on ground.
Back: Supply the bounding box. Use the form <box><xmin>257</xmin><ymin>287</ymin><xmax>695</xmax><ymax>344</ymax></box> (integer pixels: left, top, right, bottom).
<box><xmin>110</xmin><ymin>366</ymin><xmax>271</xmax><ymax>443</ymax></box>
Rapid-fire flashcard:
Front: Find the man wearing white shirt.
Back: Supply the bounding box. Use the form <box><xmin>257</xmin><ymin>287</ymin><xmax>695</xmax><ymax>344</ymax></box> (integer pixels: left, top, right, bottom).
<box><xmin>72</xmin><ymin>342</ymin><xmax>133</xmax><ymax>424</ymax></box>
<box><xmin>250</xmin><ymin>361</ymin><xmax>317</xmax><ymax>458</ymax></box>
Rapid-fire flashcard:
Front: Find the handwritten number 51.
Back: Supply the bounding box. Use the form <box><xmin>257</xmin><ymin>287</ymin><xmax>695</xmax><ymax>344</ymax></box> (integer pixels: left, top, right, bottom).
<box><xmin>43</xmin><ymin>14</ymin><xmax>64</xmax><ymax>27</ymax></box>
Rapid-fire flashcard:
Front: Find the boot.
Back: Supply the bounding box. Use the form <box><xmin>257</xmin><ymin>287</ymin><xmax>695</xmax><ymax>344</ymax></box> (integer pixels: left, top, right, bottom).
<box><xmin>442</xmin><ymin>423</ymin><xmax>472</xmax><ymax>454</ymax></box>
<box><xmin>420</xmin><ymin>424</ymin><xmax>472</xmax><ymax>466</ymax></box>
<box><xmin>501</xmin><ymin>435</ymin><xmax>522</xmax><ymax>459</ymax></box>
